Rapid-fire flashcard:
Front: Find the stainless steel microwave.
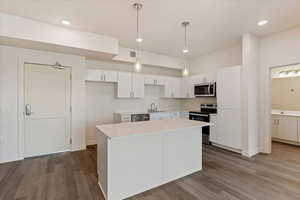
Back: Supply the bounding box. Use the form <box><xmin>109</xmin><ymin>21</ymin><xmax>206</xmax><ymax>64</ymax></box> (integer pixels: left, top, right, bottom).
<box><xmin>194</xmin><ymin>82</ymin><xmax>216</xmax><ymax>97</ymax></box>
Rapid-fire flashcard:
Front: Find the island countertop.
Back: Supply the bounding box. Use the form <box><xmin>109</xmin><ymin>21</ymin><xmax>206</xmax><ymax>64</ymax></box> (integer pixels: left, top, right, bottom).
<box><xmin>96</xmin><ymin>119</ymin><xmax>211</xmax><ymax>139</ymax></box>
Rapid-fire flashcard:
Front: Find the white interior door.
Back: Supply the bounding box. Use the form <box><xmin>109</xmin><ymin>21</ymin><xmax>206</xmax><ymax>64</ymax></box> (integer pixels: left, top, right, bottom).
<box><xmin>24</xmin><ymin>63</ymin><xmax>71</xmax><ymax>158</ymax></box>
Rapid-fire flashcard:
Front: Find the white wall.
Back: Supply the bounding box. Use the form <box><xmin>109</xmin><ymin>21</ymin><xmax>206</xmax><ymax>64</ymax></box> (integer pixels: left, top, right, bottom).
<box><xmin>113</xmin><ymin>47</ymin><xmax>186</xmax><ymax>70</ymax></box>
<box><xmin>189</xmin><ymin>44</ymin><xmax>242</xmax><ymax>75</ymax></box>
<box><xmin>0</xmin><ymin>45</ymin><xmax>86</xmax><ymax>163</ymax></box>
<box><xmin>86</xmin><ymin>60</ymin><xmax>182</xmax><ymax>77</ymax></box>
<box><xmin>0</xmin><ymin>12</ymin><xmax>119</xmax><ymax>58</ymax></box>
<box><xmin>241</xmin><ymin>33</ymin><xmax>259</xmax><ymax>157</ymax></box>
<box><xmin>259</xmin><ymin>26</ymin><xmax>300</xmax><ymax>153</ymax></box>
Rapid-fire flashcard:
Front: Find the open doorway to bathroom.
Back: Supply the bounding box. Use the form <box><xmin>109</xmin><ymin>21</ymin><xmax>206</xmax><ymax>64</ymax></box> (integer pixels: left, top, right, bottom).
<box><xmin>270</xmin><ymin>64</ymin><xmax>300</xmax><ymax>154</ymax></box>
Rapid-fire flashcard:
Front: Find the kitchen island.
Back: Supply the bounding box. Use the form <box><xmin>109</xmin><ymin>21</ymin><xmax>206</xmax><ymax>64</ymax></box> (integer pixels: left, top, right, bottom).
<box><xmin>96</xmin><ymin>119</ymin><xmax>210</xmax><ymax>200</ymax></box>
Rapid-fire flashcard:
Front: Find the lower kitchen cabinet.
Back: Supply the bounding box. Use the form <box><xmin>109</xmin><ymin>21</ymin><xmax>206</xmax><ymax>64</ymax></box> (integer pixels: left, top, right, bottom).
<box><xmin>209</xmin><ymin>114</ymin><xmax>218</xmax><ymax>143</ymax></box>
<box><xmin>217</xmin><ymin>108</ymin><xmax>241</xmax><ymax>150</ymax></box>
<box><xmin>272</xmin><ymin>115</ymin><xmax>298</xmax><ymax>142</ymax></box>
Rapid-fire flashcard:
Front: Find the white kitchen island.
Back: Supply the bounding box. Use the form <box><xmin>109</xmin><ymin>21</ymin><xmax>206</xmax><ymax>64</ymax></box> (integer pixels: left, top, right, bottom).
<box><xmin>96</xmin><ymin>119</ymin><xmax>210</xmax><ymax>200</ymax></box>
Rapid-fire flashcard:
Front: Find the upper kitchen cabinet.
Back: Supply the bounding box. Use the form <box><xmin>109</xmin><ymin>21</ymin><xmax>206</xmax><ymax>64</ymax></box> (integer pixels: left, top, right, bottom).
<box><xmin>164</xmin><ymin>77</ymin><xmax>182</xmax><ymax>98</ymax></box>
<box><xmin>181</xmin><ymin>77</ymin><xmax>194</xmax><ymax>98</ymax></box>
<box><xmin>191</xmin><ymin>72</ymin><xmax>216</xmax><ymax>85</ymax></box>
<box><xmin>144</xmin><ymin>75</ymin><xmax>165</xmax><ymax>86</ymax></box>
<box><xmin>86</xmin><ymin>69</ymin><xmax>118</xmax><ymax>82</ymax></box>
<box><xmin>117</xmin><ymin>72</ymin><xmax>144</xmax><ymax>98</ymax></box>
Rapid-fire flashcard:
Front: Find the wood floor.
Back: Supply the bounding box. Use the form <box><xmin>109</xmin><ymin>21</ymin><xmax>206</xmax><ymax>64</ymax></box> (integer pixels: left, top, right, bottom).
<box><xmin>0</xmin><ymin>142</ymin><xmax>299</xmax><ymax>200</ymax></box>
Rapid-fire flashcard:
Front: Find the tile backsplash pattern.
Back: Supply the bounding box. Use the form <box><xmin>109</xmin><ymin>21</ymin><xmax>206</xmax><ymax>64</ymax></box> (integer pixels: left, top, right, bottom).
<box><xmin>181</xmin><ymin>97</ymin><xmax>217</xmax><ymax>111</ymax></box>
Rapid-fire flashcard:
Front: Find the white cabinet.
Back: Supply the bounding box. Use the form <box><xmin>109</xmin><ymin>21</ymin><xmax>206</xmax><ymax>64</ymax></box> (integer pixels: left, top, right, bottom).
<box><xmin>272</xmin><ymin>115</ymin><xmax>298</xmax><ymax>142</ymax></box>
<box><xmin>114</xmin><ymin>113</ymin><xmax>132</xmax><ymax>123</ymax></box>
<box><xmin>272</xmin><ymin>116</ymin><xmax>280</xmax><ymax>139</ymax></box>
<box><xmin>117</xmin><ymin>72</ymin><xmax>144</xmax><ymax>98</ymax></box>
<box><xmin>86</xmin><ymin>69</ymin><xmax>118</xmax><ymax>82</ymax></box>
<box><xmin>217</xmin><ymin>108</ymin><xmax>241</xmax><ymax>149</ymax></box>
<box><xmin>217</xmin><ymin>66</ymin><xmax>241</xmax><ymax>109</ymax></box>
<box><xmin>210</xmin><ymin>114</ymin><xmax>218</xmax><ymax>143</ymax></box>
<box><xmin>144</xmin><ymin>75</ymin><xmax>165</xmax><ymax>86</ymax></box>
<box><xmin>164</xmin><ymin>77</ymin><xmax>182</xmax><ymax>98</ymax></box>
<box><xmin>181</xmin><ymin>77</ymin><xmax>194</xmax><ymax>98</ymax></box>
<box><xmin>132</xmin><ymin>73</ymin><xmax>145</xmax><ymax>98</ymax></box>
<box><xmin>298</xmin><ymin>119</ymin><xmax>300</xmax><ymax>143</ymax></box>
<box><xmin>215</xmin><ymin>66</ymin><xmax>242</xmax><ymax>150</ymax></box>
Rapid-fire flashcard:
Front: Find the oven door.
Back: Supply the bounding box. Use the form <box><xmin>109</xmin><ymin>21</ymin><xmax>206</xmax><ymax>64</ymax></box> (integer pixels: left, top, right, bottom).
<box><xmin>189</xmin><ymin>113</ymin><xmax>210</xmax><ymax>144</ymax></box>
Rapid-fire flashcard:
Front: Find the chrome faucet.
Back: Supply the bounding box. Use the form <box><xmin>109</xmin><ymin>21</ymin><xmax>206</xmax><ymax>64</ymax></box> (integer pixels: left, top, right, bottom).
<box><xmin>150</xmin><ymin>102</ymin><xmax>157</xmax><ymax>112</ymax></box>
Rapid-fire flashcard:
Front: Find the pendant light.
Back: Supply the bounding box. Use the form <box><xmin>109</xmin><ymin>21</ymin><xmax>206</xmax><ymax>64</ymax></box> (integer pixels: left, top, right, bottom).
<box><xmin>182</xmin><ymin>21</ymin><xmax>190</xmax><ymax>76</ymax></box>
<box><xmin>182</xmin><ymin>21</ymin><xmax>190</xmax><ymax>54</ymax></box>
<box><xmin>182</xmin><ymin>63</ymin><xmax>189</xmax><ymax>76</ymax></box>
<box><xmin>133</xmin><ymin>3</ymin><xmax>143</xmax><ymax>72</ymax></box>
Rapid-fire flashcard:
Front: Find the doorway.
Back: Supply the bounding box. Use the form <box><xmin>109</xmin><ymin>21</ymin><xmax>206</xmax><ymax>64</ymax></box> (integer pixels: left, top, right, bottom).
<box><xmin>270</xmin><ymin>64</ymin><xmax>300</xmax><ymax>151</ymax></box>
<box><xmin>24</xmin><ymin>63</ymin><xmax>71</xmax><ymax>158</ymax></box>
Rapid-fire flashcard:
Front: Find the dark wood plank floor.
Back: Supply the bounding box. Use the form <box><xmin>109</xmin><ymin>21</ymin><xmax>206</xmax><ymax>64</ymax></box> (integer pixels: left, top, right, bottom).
<box><xmin>0</xmin><ymin>142</ymin><xmax>299</xmax><ymax>200</ymax></box>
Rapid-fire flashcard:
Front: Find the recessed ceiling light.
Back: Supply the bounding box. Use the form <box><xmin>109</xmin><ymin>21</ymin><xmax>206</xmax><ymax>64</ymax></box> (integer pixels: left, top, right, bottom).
<box><xmin>61</xmin><ymin>20</ymin><xmax>71</xmax><ymax>26</ymax></box>
<box><xmin>257</xmin><ymin>20</ymin><xmax>268</xmax><ymax>26</ymax></box>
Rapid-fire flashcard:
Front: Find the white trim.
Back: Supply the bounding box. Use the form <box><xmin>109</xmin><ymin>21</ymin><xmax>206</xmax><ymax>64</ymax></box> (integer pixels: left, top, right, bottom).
<box><xmin>211</xmin><ymin>143</ymin><xmax>242</xmax><ymax>154</ymax></box>
<box><xmin>98</xmin><ymin>182</ymin><xmax>107</xmax><ymax>200</ymax></box>
<box><xmin>263</xmin><ymin>63</ymin><xmax>300</xmax><ymax>155</ymax></box>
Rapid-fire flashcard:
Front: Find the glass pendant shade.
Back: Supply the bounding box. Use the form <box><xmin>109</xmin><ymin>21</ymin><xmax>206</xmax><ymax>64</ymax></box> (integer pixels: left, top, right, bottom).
<box><xmin>134</xmin><ymin>58</ymin><xmax>142</xmax><ymax>72</ymax></box>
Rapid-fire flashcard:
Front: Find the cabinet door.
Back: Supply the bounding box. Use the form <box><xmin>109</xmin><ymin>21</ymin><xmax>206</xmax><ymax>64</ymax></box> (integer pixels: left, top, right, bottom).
<box><xmin>156</xmin><ymin>76</ymin><xmax>165</xmax><ymax>86</ymax></box>
<box><xmin>277</xmin><ymin>116</ymin><xmax>297</xmax><ymax>141</ymax></box>
<box><xmin>103</xmin><ymin>70</ymin><xmax>118</xmax><ymax>82</ymax></box>
<box><xmin>217</xmin><ymin>108</ymin><xmax>241</xmax><ymax>149</ymax></box>
<box><xmin>217</xmin><ymin>66</ymin><xmax>241</xmax><ymax>109</ymax></box>
<box><xmin>272</xmin><ymin>116</ymin><xmax>279</xmax><ymax>138</ymax></box>
<box><xmin>173</xmin><ymin>78</ymin><xmax>182</xmax><ymax>98</ymax></box>
<box><xmin>144</xmin><ymin>75</ymin><xmax>155</xmax><ymax>85</ymax></box>
<box><xmin>298</xmin><ymin>119</ymin><xmax>300</xmax><ymax>143</ymax></box>
<box><xmin>86</xmin><ymin>69</ymin><xmax>103</xmax><ymax>81</ymax></box>
<box><xmin>164</xmin><ymin>78</ymin><xmax>173</xmax><ymax>98</ymax></box>
<box><xmin>117</xmin><ymin>72</ymin><xmax>132</xmax><ymax>98</ymax></box>
<box><xmin>132</xmin><ymin>73</ymin><xmax>144</xmax><ymax>98</ymax></box>
<box><xmin>182</xmin><ymin>77</ymin><xmax>194</xmax><ymax>98</ymax></box>
<box><xmin>210</xmin><ymin>115</ymin><xmax>218</xmax><ymax>143</ymax></box>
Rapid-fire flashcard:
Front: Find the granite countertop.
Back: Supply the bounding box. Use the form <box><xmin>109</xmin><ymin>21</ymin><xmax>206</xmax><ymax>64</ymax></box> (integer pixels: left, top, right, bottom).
<box><xmin>272</xmin><ymin>109</ymin><xmax>300</xmax><ymax>117</ymax></box>
<box><xmin>96</xmin><ymin>119</ymin><xmax>211</xmax><ymax>139</ymax></box>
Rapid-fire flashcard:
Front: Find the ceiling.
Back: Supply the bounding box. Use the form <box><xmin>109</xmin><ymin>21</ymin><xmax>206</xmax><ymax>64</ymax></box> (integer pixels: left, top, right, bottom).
<box><xmin>1</xmin><ymin>0</ymin><xmax>300</xmax><ymax>59</ymax></box>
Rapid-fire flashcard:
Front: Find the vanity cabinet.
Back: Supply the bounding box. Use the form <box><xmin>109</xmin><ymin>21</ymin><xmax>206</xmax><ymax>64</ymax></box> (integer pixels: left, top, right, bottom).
<box><xmin>117</xmin><ymin>72</ymin><xmax>144</xmax><ymax>98</ymax></box>
<box><xmin>272</xmin><ymin>115</ymin><xmax>298</xmax><ymax>142</ymax></box>
<box><xmin>86</xmin><ymin>69</ymin><xmax>118</xmax><ymax>82</ymax></box>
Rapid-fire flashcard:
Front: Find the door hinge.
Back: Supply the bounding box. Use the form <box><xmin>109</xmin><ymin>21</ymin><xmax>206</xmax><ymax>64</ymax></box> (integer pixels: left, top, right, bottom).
<box><xmin>70</xmin><ymin>106</ymin><xmax>72</xmax><ymax>112</ymax></box>
<box><xmin>70</xmin><ymin>138</ymin><xmax>72</xmax><ymax>145</ymax></box>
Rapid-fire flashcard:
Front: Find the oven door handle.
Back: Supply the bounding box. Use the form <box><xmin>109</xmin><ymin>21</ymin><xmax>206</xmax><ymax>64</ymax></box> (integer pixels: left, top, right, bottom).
<box><xmin>189</xmin><ymin>114</ymin><xmax>209</xmax><ymax>117</ymax></box>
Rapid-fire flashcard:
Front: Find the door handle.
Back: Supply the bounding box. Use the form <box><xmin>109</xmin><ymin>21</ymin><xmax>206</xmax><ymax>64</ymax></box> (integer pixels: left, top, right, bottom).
<box><xmin>25</xmin><ymin>104</ymin><xmax>32</xmax><ymax>116</ymax></box>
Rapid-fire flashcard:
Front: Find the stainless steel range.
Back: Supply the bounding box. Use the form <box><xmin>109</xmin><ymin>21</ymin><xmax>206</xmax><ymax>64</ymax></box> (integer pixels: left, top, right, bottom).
<box><xmin>189</xmin><ymin>104</ymin><xmax>217</xmax><ymax>145</ymax></box>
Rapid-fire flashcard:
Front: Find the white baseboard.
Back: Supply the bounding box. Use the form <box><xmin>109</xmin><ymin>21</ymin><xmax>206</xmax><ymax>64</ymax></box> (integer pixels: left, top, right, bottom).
<box><xmin>211</xmin><ymin>143</ymin><xmax>242</xmax><ymax>154</ymax></box>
